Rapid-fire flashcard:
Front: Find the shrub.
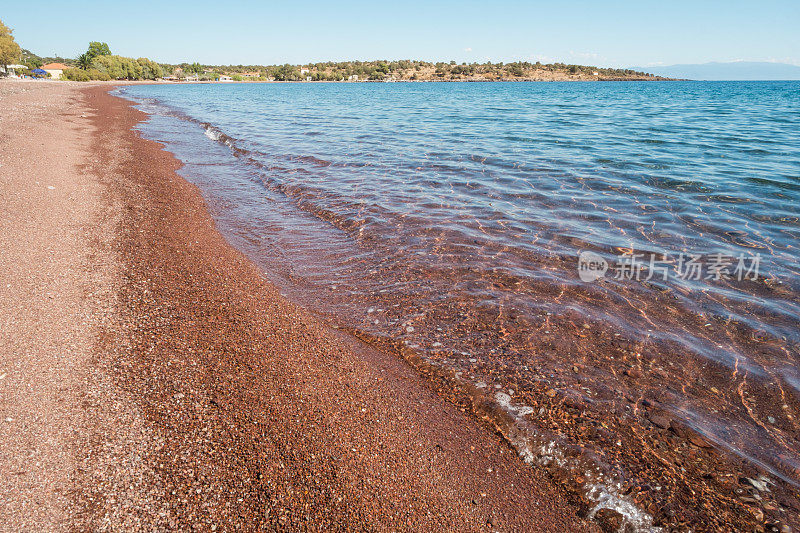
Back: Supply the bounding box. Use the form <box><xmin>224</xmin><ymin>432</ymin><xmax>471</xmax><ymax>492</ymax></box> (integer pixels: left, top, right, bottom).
<box><xmin>60</xmin><ymin>67</ymin><xmax>113</xmax><ymax>81</ymax></box>
<box><xmin>91</xmin><ymin>55</ymin><xmax>144</xmax><ymax>80</ymax></box>
<box><xmin>61</xmin><ymin>68</ymin><xmax>91</xmax><ymax>81</ymax></box>
<box><xmin>87</xmin><ymin>68</ymin><xmax>111</xmax><ymax>81</ymax></box>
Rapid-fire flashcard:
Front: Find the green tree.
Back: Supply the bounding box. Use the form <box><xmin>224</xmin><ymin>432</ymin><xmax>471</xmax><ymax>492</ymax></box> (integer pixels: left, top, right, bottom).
<box><xmin>77</xmin><ymin>53</ymin><xmax>92</xmax><ymax>69</ymax></box>
<box><xmin>0</xmin><ymin>19</ymin><xmax>22</xmax><ymax>72</ymax></box>
<box><xmin>186</xmin><ymin>62</ymin><xmax>202</xmax><ymax>74</ymax></box>
<box><xmin>136</xmin><ymin>57</ymin><xmax>163</xmax><ymax>79</ymax></box>
<box><xmin>92</xmin><ymin>55</ymin><xmax>145</xmax><ymax>80</ymax></box>
<box><xmin>87</xmin><ymin>41</ymin><xmax>111</xmax><ymax>58</ymax></box>
<box><xmin>75</xmin><ymin>41</ymin><xmax>111</xmax><ymax>70</ymax></box>
<box><xmin>270</xmin><ymin>64</ymin><xmax>298</xmax><ymax>81</ymax></box>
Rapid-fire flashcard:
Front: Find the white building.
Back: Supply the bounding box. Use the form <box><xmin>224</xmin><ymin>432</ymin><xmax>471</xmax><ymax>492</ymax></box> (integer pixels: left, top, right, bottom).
<box><xmin>0</xmin><ymin>64</ymin><xmax>26</xmax><ymax>77</ymax></box>
<box><xmin>300</xmin><ymin>67</ymin><xmax>310</xmax><ymax>74</ymax></box>
<box><xmin>41</xmin><ymin>63</ymin><xmax>71</xmax><ymax>79</ymax></box>
<box><xmin>219</xmin><ymin>75</ymin><xmax>233</xmax><ymax>82</ymax></box>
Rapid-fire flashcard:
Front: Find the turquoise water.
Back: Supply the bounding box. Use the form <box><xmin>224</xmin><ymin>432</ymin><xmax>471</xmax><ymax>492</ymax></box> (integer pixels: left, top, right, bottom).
<box><xmin>119</xmin><ymin>81</ymin><xmax>800</xmax><ymax>488</ymax></box>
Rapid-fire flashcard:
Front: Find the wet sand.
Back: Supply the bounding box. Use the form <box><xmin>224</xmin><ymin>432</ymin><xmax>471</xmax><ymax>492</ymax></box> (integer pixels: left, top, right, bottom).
<box><xmin>0</xmin><ymin>80</ymin><xmax>596</xmax><ymax>530</ymax></box>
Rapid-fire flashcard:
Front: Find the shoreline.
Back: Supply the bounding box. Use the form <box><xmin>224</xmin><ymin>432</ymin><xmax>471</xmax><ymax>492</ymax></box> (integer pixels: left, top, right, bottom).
<box><xmin>0</xmin><ymin>80</ymin><xmax>596</xmax><ymax>529</ymax></box>
<box><xmin>83</xmin><ymin>84</ymin><xmax>595</xmax><ymax>530</ymax></box>
<box><xmin>117</xmin><ymin>80</ymin><xmax>800</xmax><ymax>532</ymax></box>
<box><xmin>3</xmin><ymin>79</ymin><xmax>798</xmax><ymax>532</ymax></box>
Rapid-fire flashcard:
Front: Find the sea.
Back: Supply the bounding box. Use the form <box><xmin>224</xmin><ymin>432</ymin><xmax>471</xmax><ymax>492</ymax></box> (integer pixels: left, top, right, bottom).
<box><xmin>117</xmin><ymin>80</ymin><xmax>800</xmax><ymax>524</ymax></box>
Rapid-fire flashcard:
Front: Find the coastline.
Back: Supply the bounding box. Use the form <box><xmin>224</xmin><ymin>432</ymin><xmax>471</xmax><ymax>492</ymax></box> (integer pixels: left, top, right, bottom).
<box><xmin>0</xmin><ymin>80</ymin><xmax>595</xmax><ymax>530</ymax></box>
<box><xmin>118</xmin><ymin>80</ymin><xmax>800</xmax><ymax>532</ymax></box>
<box><xmin>4</xmin><ymin>79</ymin><xmax>798</xmax><ymax>532</ymax></box>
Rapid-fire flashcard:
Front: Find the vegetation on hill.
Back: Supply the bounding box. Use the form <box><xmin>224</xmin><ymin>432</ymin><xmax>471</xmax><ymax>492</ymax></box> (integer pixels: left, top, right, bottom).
<box><xmin>20</xmin><ymin>49</ymin><xmax>42</xmax><ymax>68</ymax></box>
<box><xmin>20</xmin><ymin>49</ymin><xmax>74</xmax><ymax>69</ymax></box>
<box><xmin>4</xmin><ymin>17</ymin><xmax>665</xmax><ymax>83</ymax></box>
<box><xmin>157</xmin><ymin>59</ymin><xmax>664</xmax><ymax>82</ymax></box>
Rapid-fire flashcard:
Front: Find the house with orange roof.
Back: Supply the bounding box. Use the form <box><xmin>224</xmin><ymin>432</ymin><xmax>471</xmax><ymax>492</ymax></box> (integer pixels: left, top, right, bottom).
<box><xmin>41</xmin><ymin>63</ymin><xmax>71</xmax><ymax>79</ymax></box>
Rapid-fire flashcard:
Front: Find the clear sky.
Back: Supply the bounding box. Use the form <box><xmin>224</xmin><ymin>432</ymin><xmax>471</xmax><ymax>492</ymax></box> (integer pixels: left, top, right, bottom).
<box><xmin>3</xmin><ymin>0</ymin><xmax>799</xmax><ymax>67</ymax></box>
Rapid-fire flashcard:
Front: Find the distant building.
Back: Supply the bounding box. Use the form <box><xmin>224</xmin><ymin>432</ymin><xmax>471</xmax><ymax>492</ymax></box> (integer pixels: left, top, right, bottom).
<box><xmin>347</xmin><ymin>75</ymin><xmax>358</xmax><ymax>81</ymax></box>
<box><xmin>219</xmin><ymin>75</ymin><xmax>233</xmax><ymax>82</ymax></box>
<box><xmin>241</xmin><ymin>71</ymin><xmax>260</xmax><ymax>78</ymax></box>
<box><xmin>0</xmin><ymin>64</ymin><xmax>26</xmax><ymax>77</ymax></box>
<box><xmin>592</xmin><ymin>71</ymin><xmax>599</xmax><ymax>76</ymax></box>
<box><xmin>185</xmin><ymin>75</ymin><xmax>199</xmax><ymax>82</ymax></box>
<box><xmin>300</xmin><ymin>67</ymin><xmax>310</xmax><ymax>74</ymax></box>
<box><xmin>41</xmin><ymin>63</ymin><xmax>70</xmax><ymax>79</ymax></box>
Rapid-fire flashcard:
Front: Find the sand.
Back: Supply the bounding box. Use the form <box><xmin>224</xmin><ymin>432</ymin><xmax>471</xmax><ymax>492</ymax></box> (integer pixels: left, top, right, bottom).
<box><xmin>0</xmin><ymin>80</ymin><xmax>595</xmax><ymax>530</ymax></box>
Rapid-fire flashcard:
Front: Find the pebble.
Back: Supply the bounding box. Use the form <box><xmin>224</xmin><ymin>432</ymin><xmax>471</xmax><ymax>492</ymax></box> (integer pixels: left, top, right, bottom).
<box><xmin>646</xmin><ymin>412</ymin><xmax>671</xmax><ymax>429</ymax></box>
<box><xmin>594</xmin><ymin>508</ymin><xmax>623</xmax><ymax>532</ymax></box>
<box><xmin>745</xmin><ymin>477</ymin><xmax>770</xmax><ymax>492</ymax></box>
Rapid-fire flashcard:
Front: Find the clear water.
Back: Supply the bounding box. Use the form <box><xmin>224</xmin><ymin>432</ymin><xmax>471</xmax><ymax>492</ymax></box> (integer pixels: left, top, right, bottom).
<box><xmin>118</xmin><ymin>81</ymin><xmax>800</xmax><ymax>491</ymax></box>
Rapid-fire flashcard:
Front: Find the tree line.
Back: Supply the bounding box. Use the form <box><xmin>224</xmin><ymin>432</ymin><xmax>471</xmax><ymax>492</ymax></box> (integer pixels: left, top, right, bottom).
<box><xmin>61</xmin><ymin>42</ymin><xmax>163</xmax><ymax>81</ymax></box>
<box><xmin>1</xmin><ymin>17</ymin><xmax>661</xmax><ymax>82</ymax></box>
<box><xmin>160</xmin><ymin>59</ymin><xmax>659</xmax><ymax>82</ymax></box>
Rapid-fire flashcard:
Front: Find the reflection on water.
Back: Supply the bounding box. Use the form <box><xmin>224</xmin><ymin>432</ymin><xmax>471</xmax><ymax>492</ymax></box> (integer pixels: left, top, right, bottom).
<box><xmin>119</xmin><ymin>81</ymin><xmax>800</xmax><ymax>525</ymax></box>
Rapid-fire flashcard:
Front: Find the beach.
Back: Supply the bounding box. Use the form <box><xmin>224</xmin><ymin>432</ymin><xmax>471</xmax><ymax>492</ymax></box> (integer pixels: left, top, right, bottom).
<box><xmin>3</xmin><ymin>79</ymin><xmax>799</xmax><ymax>533</ymax></box>
<box><xmin>116</xmin><ymin>80</ymin><xmax>800</xmax><ymax>532</ymax></box>
<box><xmin>0</xmin><ymin>81</ymin><xmax>599</xmax><ymax>530</ymax></box>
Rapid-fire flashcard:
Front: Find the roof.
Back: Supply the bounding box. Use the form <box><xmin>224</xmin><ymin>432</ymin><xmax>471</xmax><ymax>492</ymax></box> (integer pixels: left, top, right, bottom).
<box><xmin>42</xmin><ymin>63</ymin><xmax>70</xmax><ymax>70</ymax></box>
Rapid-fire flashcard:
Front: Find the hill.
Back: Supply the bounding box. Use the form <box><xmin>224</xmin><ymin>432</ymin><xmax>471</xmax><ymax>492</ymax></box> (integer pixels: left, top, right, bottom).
<box><xmin>163</xmin><ymin>60</ymin><xmax>669</xmax><ymax>82</ymax></box>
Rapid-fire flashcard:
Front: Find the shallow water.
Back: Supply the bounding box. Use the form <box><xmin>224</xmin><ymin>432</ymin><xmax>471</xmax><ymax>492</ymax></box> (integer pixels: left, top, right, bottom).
<box><xmin>118</xmin><ymin>81</ymin><xmax>800</xmax><ymax>494</ymax></box>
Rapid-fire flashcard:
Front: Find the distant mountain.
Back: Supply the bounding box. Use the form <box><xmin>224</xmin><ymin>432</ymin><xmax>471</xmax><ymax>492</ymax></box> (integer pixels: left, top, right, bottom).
<box><xmin>628</xmin><ymin>61</ymin><xmax>800</xmax><ymax>81</ymax></box>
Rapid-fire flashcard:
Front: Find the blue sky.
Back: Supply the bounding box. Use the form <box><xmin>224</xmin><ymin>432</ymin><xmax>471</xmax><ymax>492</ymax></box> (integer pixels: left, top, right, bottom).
<box><xmin>3</xmin><ymin>0</ymin><xmax>799</xmax><ymax>67</ymax></box>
